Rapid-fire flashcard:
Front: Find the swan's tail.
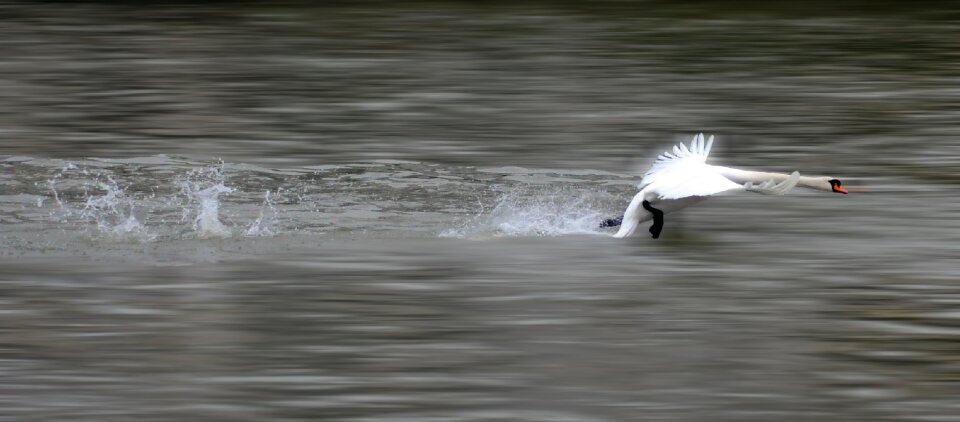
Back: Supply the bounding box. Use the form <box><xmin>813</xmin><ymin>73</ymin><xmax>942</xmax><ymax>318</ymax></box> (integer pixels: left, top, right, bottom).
<box><xmin>610</xmin><ymin>190</ymin><xmax>650</xmax><ymax>238</ymax></box>
<box><xmin>613</xmin><ymin>216</ymin><xmax>640</xmax><ymax>238</ymax></box>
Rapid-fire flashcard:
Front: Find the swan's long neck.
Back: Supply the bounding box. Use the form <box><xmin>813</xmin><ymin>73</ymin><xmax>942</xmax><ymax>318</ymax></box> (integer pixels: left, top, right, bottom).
<box><xmin>711</xmin><ymin>166</ymin><xmax>831</xmax><ymax>191</ymax></box>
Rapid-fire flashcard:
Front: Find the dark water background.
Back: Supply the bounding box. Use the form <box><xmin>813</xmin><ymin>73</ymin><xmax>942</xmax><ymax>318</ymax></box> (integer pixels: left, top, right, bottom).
<box><xmin>2</xmin><ymin>2</ymin><xmax>960</xmax><ymax>421</ymax></box>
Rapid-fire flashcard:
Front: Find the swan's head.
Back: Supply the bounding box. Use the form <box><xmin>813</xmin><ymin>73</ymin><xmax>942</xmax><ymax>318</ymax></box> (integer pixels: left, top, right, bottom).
<box><xmin>827</xmin><ymin>178</ymin><xmax>848</xmax><ymax>194</ymax></box>
<box><xmin>799</xmin><ymin>176</ymin><xmax>848</xmax><ymax>193</ymax></box>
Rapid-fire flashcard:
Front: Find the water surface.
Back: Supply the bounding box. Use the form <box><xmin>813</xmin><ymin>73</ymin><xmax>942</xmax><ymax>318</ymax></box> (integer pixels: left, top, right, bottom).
<box><xmin>2</xmin><ymin>2</ymin><xmax>960</xmax><ymax>421</ymax></box>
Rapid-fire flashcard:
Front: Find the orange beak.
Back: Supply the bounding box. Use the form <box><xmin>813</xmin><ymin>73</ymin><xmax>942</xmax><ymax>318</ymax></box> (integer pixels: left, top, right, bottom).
<box><xmin>833</xmin><ymin>186</ymin><xmax>848</xmax><ymax>194</ymax></box>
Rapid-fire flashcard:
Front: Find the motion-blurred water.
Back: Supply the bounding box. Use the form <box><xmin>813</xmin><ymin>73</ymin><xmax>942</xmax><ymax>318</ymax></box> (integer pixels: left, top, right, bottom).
<box><xmin>2</xmin><ymin>2</ymin><xmax>960</xmax><ymax>421</ymax></box>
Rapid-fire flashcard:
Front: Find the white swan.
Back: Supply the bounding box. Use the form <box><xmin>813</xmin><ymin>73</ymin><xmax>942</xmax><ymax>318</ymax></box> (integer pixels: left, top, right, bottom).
<box><xmin>604</xmin><ymin>133</ymin><xmax>848</xmax><ymax>239</ymax></box>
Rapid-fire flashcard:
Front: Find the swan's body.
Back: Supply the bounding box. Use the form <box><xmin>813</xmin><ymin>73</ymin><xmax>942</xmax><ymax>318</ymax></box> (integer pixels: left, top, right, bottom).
<box><xmin>609</xmin><ymin>134</ymin><xmax>847</xmax><ymax>238</ymax></box>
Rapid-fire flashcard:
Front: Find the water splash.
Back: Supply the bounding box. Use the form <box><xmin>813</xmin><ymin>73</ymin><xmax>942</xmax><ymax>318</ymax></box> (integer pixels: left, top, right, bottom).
<box><xmin>43</xmin><ymin>167</ymin><xmax>69</xmax><ymax>219</ymax></box>
<box><xmin>177</xmin><ymin>163</ymin><xmax>235</xmax><ymax>238</ymax></box>
<box><xmin>80</xmin><ymin>176</ymin><xmax>154</xmax><ymax>240</ymax></box>
<box><xmin>244</xmin><ymin>190</ymin><xmax>278</xmax><ymax>237</ymax></box>
<box><xmin>443</xmin><ymin>185</ymin><xmax>613</xmax><ymax>238</ymax></box>
<box><xmin>38</xmin><ymin>164</ymin><xmax>155</xmax><ymax>241</ymax></box>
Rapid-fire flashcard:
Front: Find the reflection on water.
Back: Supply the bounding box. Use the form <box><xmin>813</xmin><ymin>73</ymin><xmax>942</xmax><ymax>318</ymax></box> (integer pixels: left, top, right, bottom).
<box><xmin>2</xmin><ymin>1</ymin><xmax>960</xmax><ymax>421</ymax></box>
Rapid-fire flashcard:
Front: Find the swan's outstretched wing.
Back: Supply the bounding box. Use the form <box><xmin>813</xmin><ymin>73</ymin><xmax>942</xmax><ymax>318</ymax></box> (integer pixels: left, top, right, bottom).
<box><xmin>648</xmin><ymin>167</ymin><xmax>743</xmax><ymax>200</ymax></box>
<box><xmin>640</xmin><ymin>133</ymin><xmax>742</xmax><ymax>200</ymax></box>
<box><xmin>641</xmin><ymin>133</ymin><xmax>714</xmax><ymax>186</ymax></box>
<box><xmin>743</xmin><ymin>171</ymin><xmax>800</xmax><ymax>195</ymax></box>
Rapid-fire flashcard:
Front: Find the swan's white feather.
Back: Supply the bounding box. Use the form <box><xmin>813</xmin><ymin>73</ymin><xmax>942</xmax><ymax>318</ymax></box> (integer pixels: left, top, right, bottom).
<box><xmin>639</xmin><ymin>133</ymin><xmax>740</xmax><ymax>199</ymax></box>
<box><xmin>648</xmin><ymin>162</ymin><xmax>742</xmax><ymax>199</ymax></box>
<box><xmin>611</xmin><ymin>133</ymin><xmax>837</xmax><ymax>238</ymax></box>
<box><xmin>641</xmin><ymin>133</ymin><xmax>713</xmax><ymax>185</ymax></box>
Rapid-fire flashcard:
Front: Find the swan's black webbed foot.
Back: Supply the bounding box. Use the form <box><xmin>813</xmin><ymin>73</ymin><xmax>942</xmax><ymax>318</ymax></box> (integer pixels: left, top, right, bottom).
<box><xmin>600</xmin><ymin>216</ymin><xmax>623</xmax><ymax>228</ymax></box>
<box><xmin>641</xmin><ymin>200</ymin><xmax>664</xmax><ymax>239</ymax></box>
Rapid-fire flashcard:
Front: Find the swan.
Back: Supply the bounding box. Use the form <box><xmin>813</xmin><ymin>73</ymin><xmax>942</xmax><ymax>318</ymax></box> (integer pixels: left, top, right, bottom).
<box><xmin>603</xmin><ymin>133</ymin><xmax>848</xmax><ymax>238</ymax></box>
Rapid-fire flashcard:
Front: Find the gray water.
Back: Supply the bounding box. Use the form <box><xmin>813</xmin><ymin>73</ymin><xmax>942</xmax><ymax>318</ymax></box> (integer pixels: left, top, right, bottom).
<box><xmin>2</xmin><ymin>2</ymin><xmax>960</xmax><ymax>421</ymax></box>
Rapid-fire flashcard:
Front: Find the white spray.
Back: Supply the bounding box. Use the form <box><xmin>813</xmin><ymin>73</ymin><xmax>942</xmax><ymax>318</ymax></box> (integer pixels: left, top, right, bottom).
<box><xmin>81</xmin><ymin>176</ymin><xmax>151</xmax><ymax>239</ymax></box>
<box><xmin>41</xmin><ymin>164</ymin><xmax>154</xmax><ymax>241</ymax></box>
<box><xmin>442</xmin><ymin>185</ymin><xmax>612</xmax><ymax>238</ymax></box>
<box><xmin>178</xmin><ymin>163</ymin><xmax>235</xmax><ymax>238</ymax></box>
<box><xmin>244</xmin><ymin>189</ymin><xmax>278</xmax><ymax>237</ymax></box>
